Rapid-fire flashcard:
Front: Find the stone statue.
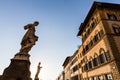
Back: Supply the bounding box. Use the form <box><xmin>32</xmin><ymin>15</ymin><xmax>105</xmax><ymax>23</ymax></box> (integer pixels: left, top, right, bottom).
<box><xmin>34</xmin><ymin>62</ymin><xmax>42</xmax><ymax>80</ymax></box>
<box><xmin>20</xmin><ymin>21</ymin><xmax>39</xmax><ymax>54</ymax></box>
<box><xmin>1</xmin><ymin>22</ymin><xmax>39</xmax><ymax>80</ymax></box>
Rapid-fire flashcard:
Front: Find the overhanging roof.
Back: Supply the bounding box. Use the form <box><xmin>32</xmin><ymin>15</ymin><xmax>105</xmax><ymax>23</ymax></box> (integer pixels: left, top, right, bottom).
<box><xmin>62</xmin><ymin>56</ymin><xmax>71</xmax><ymax>68</ymax></box>
<box><xmin>77</xmin><ymin>1</ymin><xmax>120</xmax><ymax>36</ymax></box>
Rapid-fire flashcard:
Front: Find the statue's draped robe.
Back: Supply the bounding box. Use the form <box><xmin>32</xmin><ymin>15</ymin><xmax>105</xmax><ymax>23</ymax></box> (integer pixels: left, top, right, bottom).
<box><xmin>20</xmin><ymin>24</ymin><xmax>38</xmax><ymax>54</ymax></box>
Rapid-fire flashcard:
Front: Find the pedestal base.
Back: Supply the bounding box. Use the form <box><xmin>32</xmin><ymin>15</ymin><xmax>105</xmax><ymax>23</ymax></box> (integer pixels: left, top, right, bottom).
<box><xmin>1</xmin><ymin>54</ymin><xmax>32</xmax><ymax>80</ymax></box>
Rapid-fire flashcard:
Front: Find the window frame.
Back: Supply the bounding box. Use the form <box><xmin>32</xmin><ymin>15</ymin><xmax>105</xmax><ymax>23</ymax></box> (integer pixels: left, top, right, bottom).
<box><xmin>107</xmin><ymin>14</ymin><xmax>117</xmax><ymax>20</ymax></box>
<box><xmin>105</xmin><ymin>51</ymin><xmax>111</xmax><ymax>61</ymax></box>
<box><xmin>93</xmin><ymin>57</ymin><xmax>98</xmax><ymax>67</ymax></box>
<box><xmin>99</xmin><ymin>54</ymin><xmax>106</xmax><ymax>64</ymax></box>
<box><xmin>105</xmin><ymin>74</ymin><xmax>113</xmax><ymax>80</ymax></box>
<box><xmin>113</xmin><ymin>26</ymin><xmax>120</xmax><ymax>34</ymax></box>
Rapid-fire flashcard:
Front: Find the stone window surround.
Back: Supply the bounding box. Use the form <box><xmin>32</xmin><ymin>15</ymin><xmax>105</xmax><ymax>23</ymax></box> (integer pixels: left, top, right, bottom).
<box><xmin>83</xmin><ymin>73</ymin><xmax>113</xmax><ymax>80</ymax></box>
<box><xmin>112</xmin><ymin>24</ymin><xmax>120</xmax><ymax>34</ymax></box>
<box><xmin>82</xmin><ymin>29</ymin><xmax>104</xmax><ymax>56</ymax></box>
<box><xmin>81</xmin><ymin>49</ymin><xmax>111</xmax><ymax>72</ymax></box>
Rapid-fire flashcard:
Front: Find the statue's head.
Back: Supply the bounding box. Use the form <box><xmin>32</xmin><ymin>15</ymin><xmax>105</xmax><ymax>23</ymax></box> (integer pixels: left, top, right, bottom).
<box><xmin>38</xmin><ymin>62</ymin><xmax>41</xmax><ymax>66</ymax></box>
<box><xmin>34</xmin><ymin>21</ymin><xmax>39</xmax><ymax>26</ymax></box>
<box><xmin>24</xmin><ymin>21</ymin><xmax>39</xmax><ymax>30</ymax></box>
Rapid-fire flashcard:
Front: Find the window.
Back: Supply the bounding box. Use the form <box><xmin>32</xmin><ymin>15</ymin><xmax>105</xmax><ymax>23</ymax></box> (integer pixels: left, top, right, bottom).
<box><xmin>93</xmin><ymin>58</ymin><xmax>98</xmax><ymax>67</ymax></box>
<box><xmin>85</xmin><ymin>45</ymin><xmax>89</xmax><ymax>51</ymax></box>
<box><xmin>91</xmin><ymin>22</ymin><xmax>95</xmax><ymax>28</ymax></box>
<box><xmin>84</xmin><ymin>34</ymin><xmax>87</xmax><ymax>39</ymax></box>
<box><xmin>98</xmin><ymin>30</ymin><xmax>104</xmax><ymax>38</ymax></box>
<box><xmin>89</xmin><ymin>40</ymin><xmax>93</xmax><ymax>47</ymax></box>
<box><xmin>89</xmin><ymin>77</ymin><xmax>93</xmax><ymax>80</ymax></box>
<box><xmin>105</xmin><ymin>51</ymin><xmax>111</xmax><ymax>61</ymax></box>
<box><xmin>88</xmin><ymin>61</ymin><xmax>92</xmax><ymax>69</ymax></box>
<box><xmin>106</xmin><ymin>74</ymin><xmax>113</xmax><ymax>80</ymax></box>
<box><xmin>82</xmin><ymin>49</ymin><xmax>86</xmax><ymax>56</ymax></box>
<box><xmin>71</xmin><ymin>75</ymin><xmax>79</xmax><ymax>80</ymax></box>
<box><xmin>113</xmin><ymin>26</ymin><xmax>120</xmax><ymax>34</ymax></box>
<box><xmin>107</xmin><ymin>14</ymin><xmax>117</xmax><ymax>20</ymax></box>
<box><xmin>73</xmin><ymin>65</ymin><xmax>78</xmax><ymax>72</ymax></box>
<box><xmin>94</xmin><ymin>17</ymin><xmax>98</xmax><ymax>24</ymax></box>
<box><xmin>71</xmin><ymin>57</ymin><xmax>77</xmax><ymax>65</ymax></box>
<box><xmin>93</xmin><ymin>34</ymin><xmax>99</xmax><ymax>43</ymax></box>
<box><xmin>87</xmin><ymin>28</ymin><xmax>90</xmax><ymax>35</ymax></box>
<box><xmin>78</xmin><ymin>63</ymin><xmax>81</xmax><ymax>68</ymax></box>
<box><xmin>98</xmin><ymin>75</ymin><xmax>104</xmax><ymax>80</ymax></box>
<box><xmin>99</xmin><ymin>54</ymin><xmax>106</xmax><ymax>64</ymax></box>
<box><xmin>79</xmin><ymin>74</ymin><xmax>82</xmax><ymax>80</ymax></box>
<box><xmin>84</xmin><ymin>64</ymin><xmax>88</xmax><ymax>71</ymax></box>
<box><xmin>93</xmin><ymin>76</ymin><xmax>97</xmax><ymax>80</ymax></box>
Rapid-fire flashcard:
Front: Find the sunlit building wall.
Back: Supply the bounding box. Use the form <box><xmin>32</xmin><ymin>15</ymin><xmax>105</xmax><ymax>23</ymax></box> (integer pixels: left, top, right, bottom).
<box><xmin>61</xmin><ymin>1</ymin><xmax>120</xmax><ymax>80</ymax></box>
<box><xmin>56</xmin><ymin>71</ymin><xmax>65</xmax><ymax>80</ymax></box>
<box><xmin>70</xmin><ymin>51</ymin><xmax>80</xmax><ymax>80</ymax></box>
<box><xmin>77</xmin><ymin>2</ymin><xmax>120</xmax><ymax>80</ymax></box>
<box><xmin>62</xmin><ymin>57</ymin><xmax>71</xmax><ymax>80</ymax></box>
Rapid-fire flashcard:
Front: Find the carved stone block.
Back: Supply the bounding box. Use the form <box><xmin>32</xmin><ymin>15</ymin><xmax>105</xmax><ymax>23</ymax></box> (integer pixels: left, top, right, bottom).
<box><xmin>1</xmin><ymin>58</ymin><xmax>32</xmax><ymax>80</ymax></box>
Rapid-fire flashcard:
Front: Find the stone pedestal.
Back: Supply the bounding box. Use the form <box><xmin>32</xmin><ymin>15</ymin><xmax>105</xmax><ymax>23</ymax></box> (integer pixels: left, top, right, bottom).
<box><xmin>1</xmin><ymin>53</ymin><xmax>32</xmax><ymax>80</ymax></box>
<box><xmin>0</xmin><ymin>21</ymin><xmax>39</xmax><ymax>80</ymax></box>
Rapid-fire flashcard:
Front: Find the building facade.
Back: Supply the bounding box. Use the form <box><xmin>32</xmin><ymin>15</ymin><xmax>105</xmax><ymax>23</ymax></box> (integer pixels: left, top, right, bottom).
<box><xmin>62</xmin><ymin>57</ymin><xmax>71</xmax><ymax>80</ymax></box>
<box><xmin>56</xmin><ymin>71</ymin><xmax>65</xmax><ymax>80</ymax></box>
<box><xmin>70</xmin><ymin>51</ymin><xmax>80</xmax><ymax>80</ymax></box>
<box><xmin>61</xmin><ymin>2</ymin><xmax>120</xmax><ymax>80</ymax></box>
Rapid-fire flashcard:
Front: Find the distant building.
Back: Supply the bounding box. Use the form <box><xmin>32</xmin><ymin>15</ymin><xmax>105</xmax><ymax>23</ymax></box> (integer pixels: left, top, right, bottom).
<box><xmin>62</xmin><ymin>56</ymin><xmax>71</xmax><ymax>80</ymax></box>
<box><xmin>56</xmin><ymin>71</ymin><xmax>65</xmax><ymax>80</ymax></box>
<box><xmin>61</xmin><ymin>1</ymin><xmax>120</xmax><ymax>80</ymax></box>
<box><xmin>70</xmin><ymin>50</ymin><xmax>80</xmax><ymax>80</ymax></box>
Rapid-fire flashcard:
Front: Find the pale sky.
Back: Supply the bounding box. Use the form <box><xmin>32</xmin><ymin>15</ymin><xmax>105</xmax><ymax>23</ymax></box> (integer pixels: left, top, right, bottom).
<box><xmin>0</xmin><ymin>0</ymin><xmax>120</xmax><ymax>80</ymax></box>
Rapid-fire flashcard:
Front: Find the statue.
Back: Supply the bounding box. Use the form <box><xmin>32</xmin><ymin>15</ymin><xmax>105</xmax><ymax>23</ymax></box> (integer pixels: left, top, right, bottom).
<box><xmin>34</xmin><ymin>62</ymin><xmax>42</xmax><ymax>80</ymax></box>
<box><xmin>19</xmin><ymin>21</ymin><xmax>39</xmax><ymax>54</ymax></box>
<box><xmin>1</xmin><ymin>21</ymin><xmax>39</xmax><ymax>80</ymax></box>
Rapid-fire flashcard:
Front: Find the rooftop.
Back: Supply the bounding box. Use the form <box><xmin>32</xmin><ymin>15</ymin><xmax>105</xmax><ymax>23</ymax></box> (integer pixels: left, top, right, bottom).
<box><xmin>77</xmin><ymin>1</ymin><xmax>120</xmax><ymax>36</ymax></box>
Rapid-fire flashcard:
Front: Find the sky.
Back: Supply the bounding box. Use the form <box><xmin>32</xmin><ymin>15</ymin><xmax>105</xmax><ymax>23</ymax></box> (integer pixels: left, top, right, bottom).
<box><xmin>0</xmin><ymin>0</ymin><xmax>120</xmax><ymax>80</ymax></box>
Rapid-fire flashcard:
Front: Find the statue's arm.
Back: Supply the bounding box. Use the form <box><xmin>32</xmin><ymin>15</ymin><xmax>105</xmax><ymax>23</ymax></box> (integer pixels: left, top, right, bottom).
<box><xmin>24</xmin><ymin>24</ymin><xmax>33</xmax><ymax>30</ymax></box>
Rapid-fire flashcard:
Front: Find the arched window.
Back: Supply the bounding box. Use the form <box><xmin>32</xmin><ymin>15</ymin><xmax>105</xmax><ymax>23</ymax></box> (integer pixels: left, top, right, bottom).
<box><xmin>85</xmin><ymin>41</ymin><xmax>89</xmax><ymax>51</ymax></box>
<box><xmin>89</xmin><ymin>56</ymin><xmax>93</xmax><ymax>61</ymax></box>
<box><xmin>90</xmin><ymin>22</ymin><xmax>95</xmax><ymax>28</ymax></box>
<box><xmin>93</xmin><ymin>53</ymin><xmax>99</xmax><ymax>67</ymax></box>
<box><xmin>99</xmin><ymin>48</ymin><xmax>106</xmax><ymax>64</ymax></box>
<box><xmin>88</xmin><ymin>56</ymin><xmax>93</xmax><ymax>69</ymax></box>
<box><xmin>93</xmin><ymin>30</ymin><xmax>99</xmax><ymax>43</ymax></box>
<box><xmin>87</xmin><ymin>28</ymin><xmax>90</xmax><ymax>35</ymax></box>
<box><xmin>89</xmin><ymin>36</ymin><xmax>93</xmax><ymax>47</ymax></box>
<box><xmin>98</xmin><ymin>29</ymin><xmax>104</xmax><ymax>38</ymax></box>
<box><xmin>112</xmin><ymin>24</ymin><xmax>120</xmax><ymax>34</ymax></box>
<box><xmin>83</xmin><ymin>64</ymin><xmax>88</xmax><ymax>71</ymax></box>
<box><xmin>99</xmin><ymin>54</ymin><xmax>106</xmax><ymax>64</ymax></box>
